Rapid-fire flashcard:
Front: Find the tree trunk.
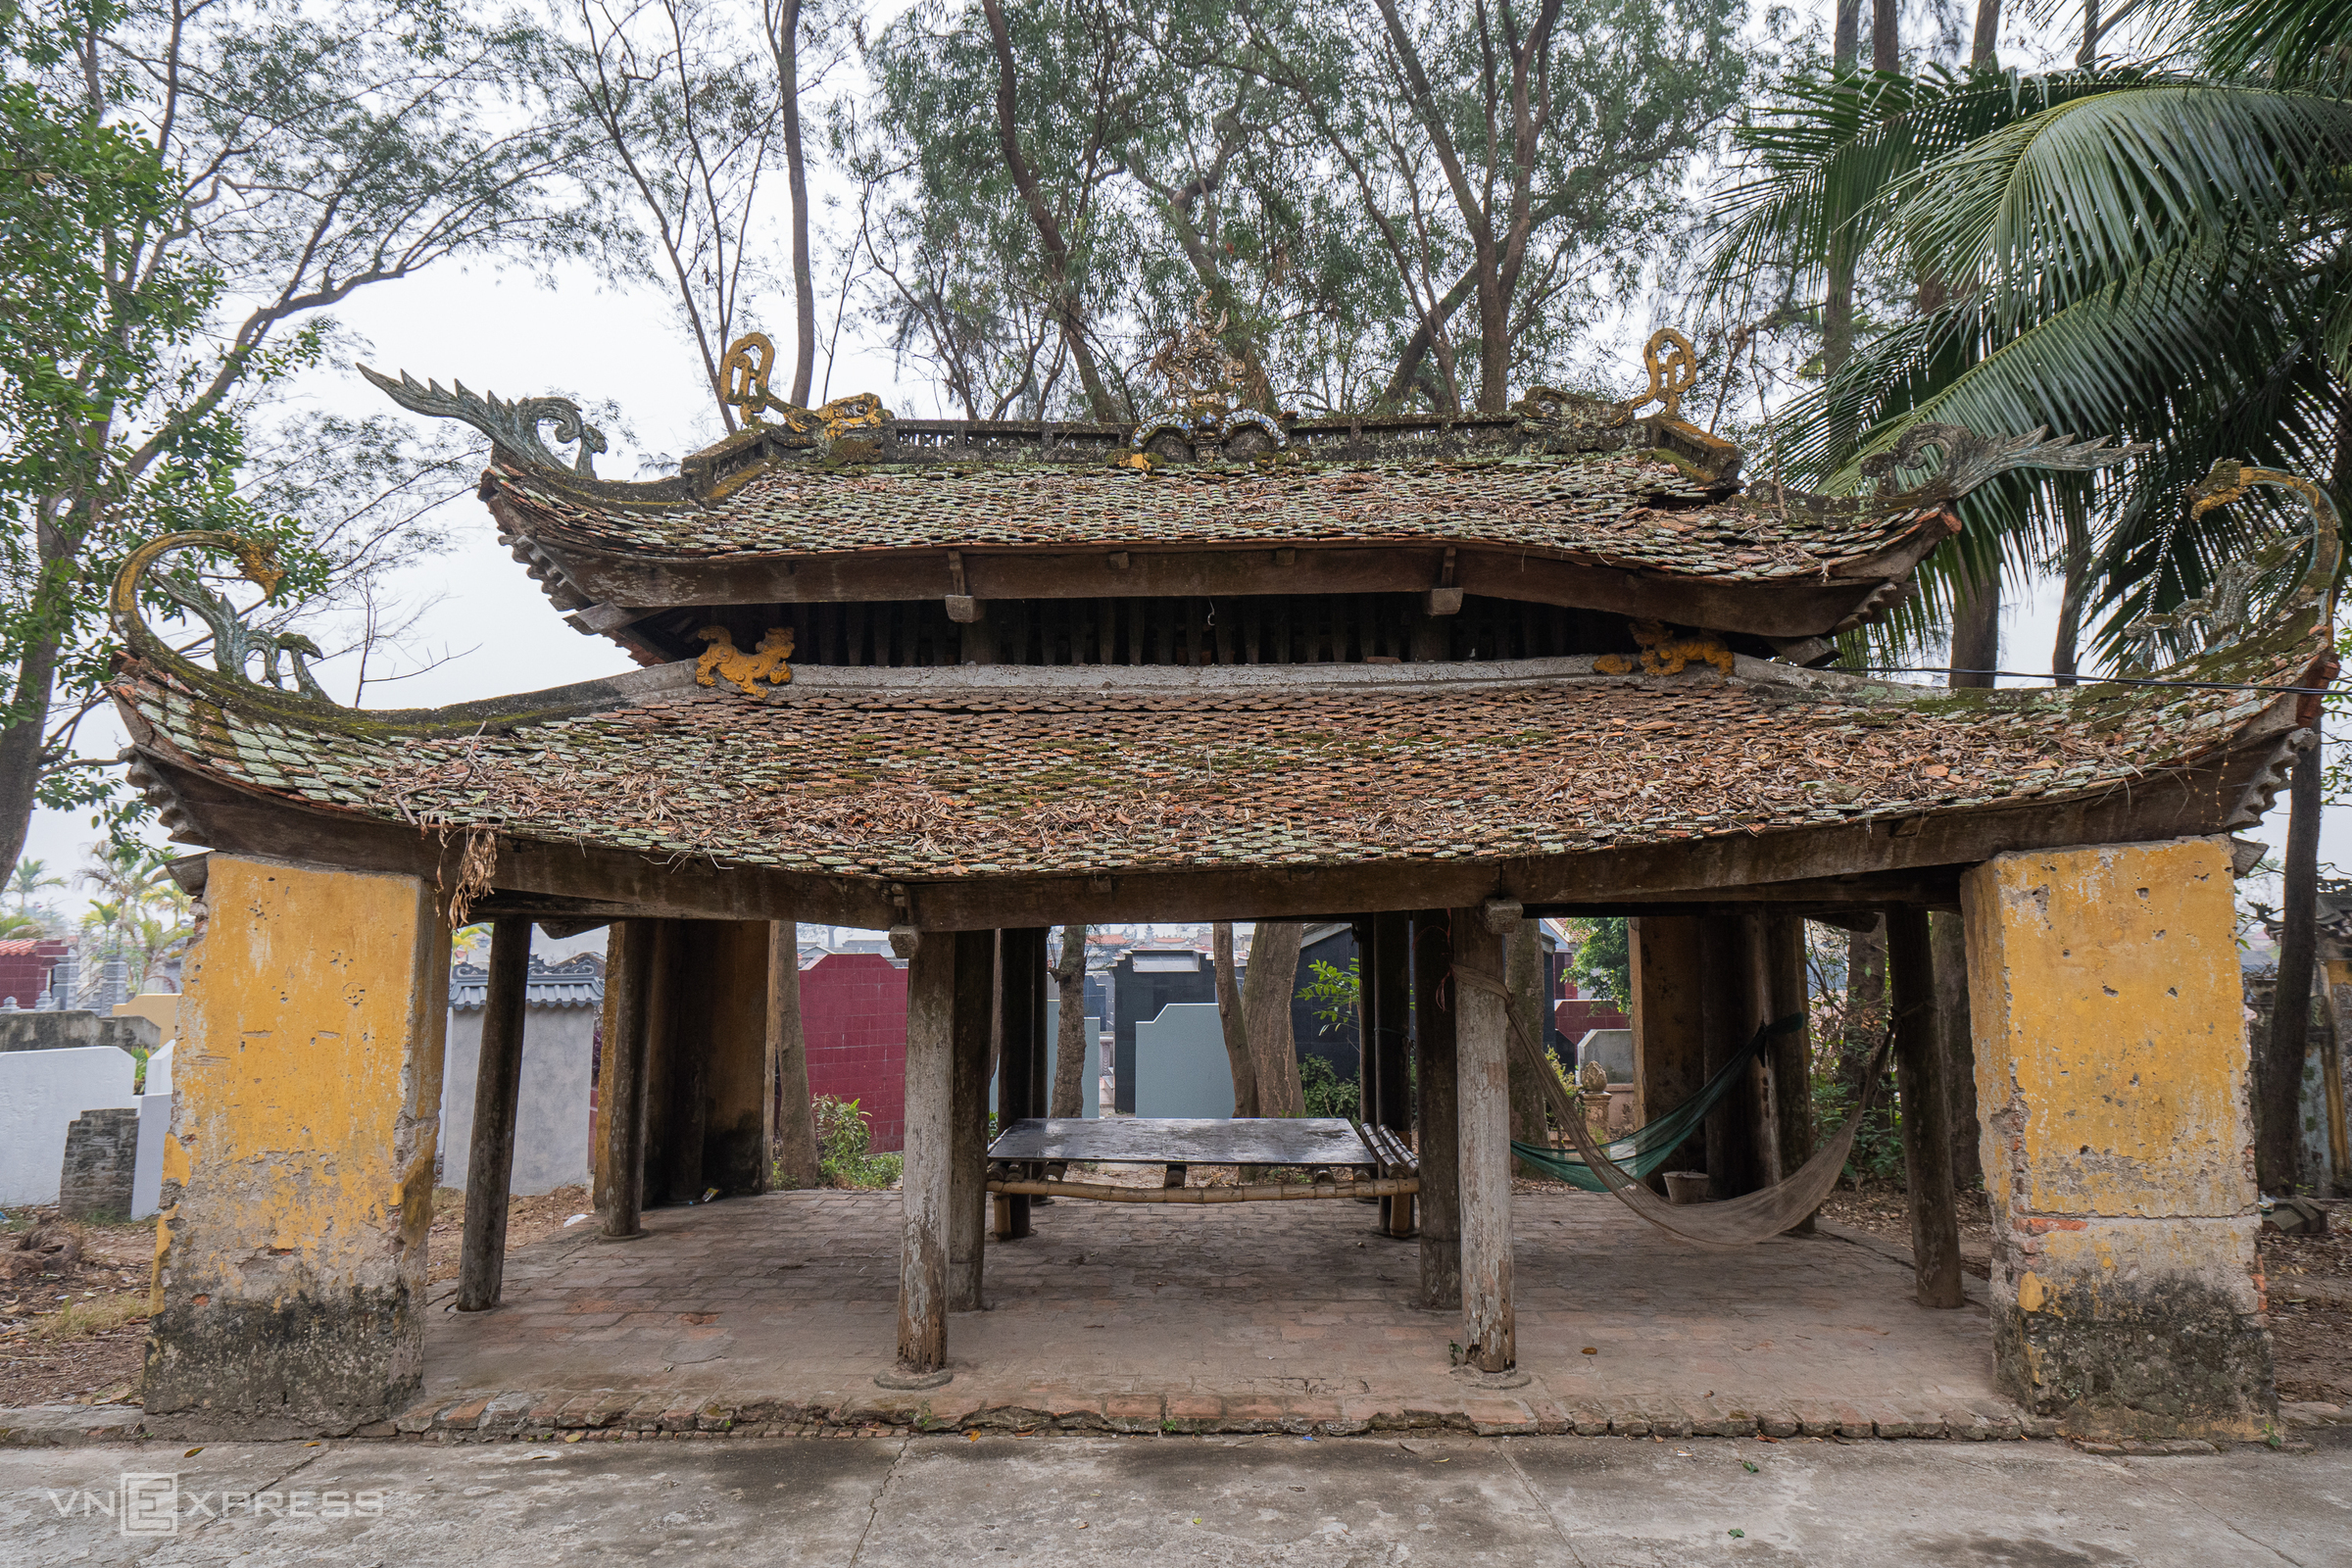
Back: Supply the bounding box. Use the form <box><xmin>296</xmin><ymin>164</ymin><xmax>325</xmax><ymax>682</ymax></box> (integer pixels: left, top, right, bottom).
<box><xmin>1835</xmin><ymin>0</ymin><xmax>1860</xmax><ymax>71</ymax></box>
<box><xmin>767</xmin><ymin>922</ymin><xmax>821</xmax><ymax>1189</ymax></box>
<box><xmin>1503</xmin><ymin>918</ymin><xmax>1548</xmax><ymax>1173</ymax></box>
<box><xmin>1212</xmin><ymin>920</ymin><xmax>1257</xmax><ymax>1117</ymax></box>
<box><xmin>2259</xmin><ymin>736</ymin><xmax>2324</xmax><ymax>1193</ymax></box>
<box><xmin>1839</xmin><ymin>917</ymin><xmax>1887</xmax><ymax>1096</ymax></box>
<box><xmin>1873</xmin><ymin>0</ymin><xmax>1899</xmax><ymax>71</ymax></box>
<box><xmin>1948</xmin><ymin>556</ymin><xmax>1999</xmax><ymax>688</ymax></box>
<box><xmin>769</xmin><ymin>0</ymin><xmax>818</xmax><ymax>406</ymax></box>
<box><xmin>2050</xmin><ymin>491</ymin><xmax>2091</xmax><ymax>685</ymax></box>
<box><xmin>2077</xmin><ymin>0</ymin><xmax>2100</xmax><ymax>68</ymax></box>
<box><xmin>0</xmin><ymin>634</ymin><xmax>62</xmax><ymax>884</ymax></box>
<box><xmin>1971</xmin><ymin>0</ymin><xmax>2001</xmax><ymax>67</ymax></box>
<box><xmin>1242</xmin><ymin>920</ymin><xmax>1304</xmax><ymax>1116</ymax></box>
<box><xmin>980</xmin><ymin>0</ymin><xmax>1119</xmax><ymax>421</ymax></box>
<box><xmin>1050</xmin><ymin>922</ymin><xmax>1089</xmax><ymax>1118</ymax></box>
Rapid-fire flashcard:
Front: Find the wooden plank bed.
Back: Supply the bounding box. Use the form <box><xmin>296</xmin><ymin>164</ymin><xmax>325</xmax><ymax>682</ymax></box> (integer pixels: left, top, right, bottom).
<box><xmin>985</xmin><ymin>1116</ymin><xmax>1420</xmax><ymax>1205</ymax></box>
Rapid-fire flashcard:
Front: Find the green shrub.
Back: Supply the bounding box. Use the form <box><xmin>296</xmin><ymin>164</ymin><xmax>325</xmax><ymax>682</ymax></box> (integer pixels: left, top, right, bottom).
<box><xmin>1813</xmin><ymin>1069</ymin><xmax>1904</xmax><ymax>1188</ymax></box>
<box><xmin>809</xmin><ymin>1095</ymin><xmax>905</xmax><ymax>1190</ymax></box>
<box><xmin>1297</xmin><ymin>1054</ymin><xmax>1359</xmax><ymax>1119</ymax></box>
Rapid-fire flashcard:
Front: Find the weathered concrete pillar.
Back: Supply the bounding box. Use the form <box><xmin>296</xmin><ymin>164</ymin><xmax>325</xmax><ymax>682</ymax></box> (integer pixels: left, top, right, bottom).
<box><xmin>947</xmin><ymin>929</ymin><xmax>994</xmax><ymax>1312</ymax></box>
<box><xmin>887</xmin><ymin>932</ymin><xmax>954</xmax><ymax>1387</ymax></box>
<box><xmin>767</xmin><ymin>918</ymin><xmax>822</xmax><ymax>1191</ymax></box>
<box><xmin>1630</xmin><ymin>914</ymin><xmax>1706</xmax><ymax>1192</ymax></box>
<box><xmin>1414</xmin><ymin>910</ymin><xmax>1460</xmax><ymax>1309</ymax></box>
<box><xmin>1452</xmin><ymin>906</ymin><xmax>1515</xmax><ymax>1375</ymax></box>
<box><xmin>145</xmin><ymin>855</ymin><xmax>449</xmax><ymax>1432</ymax></box>
<box><xmin>1963</xmin><ymin>838</ymin><xmax>2273</xmax><ymax>1439</ymax></box>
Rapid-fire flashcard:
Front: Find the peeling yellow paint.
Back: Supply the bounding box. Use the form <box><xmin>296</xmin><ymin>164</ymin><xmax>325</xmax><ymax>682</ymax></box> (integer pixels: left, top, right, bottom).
<box><xmin>1962</xmin><ymin>837</ymin><xmax>2250</xmax><ymax>1220</ymax></box>
<box><xmin>159</xmin><ymin>856</ymin><xmax>448</xmax><ymax>1305</ymax></box>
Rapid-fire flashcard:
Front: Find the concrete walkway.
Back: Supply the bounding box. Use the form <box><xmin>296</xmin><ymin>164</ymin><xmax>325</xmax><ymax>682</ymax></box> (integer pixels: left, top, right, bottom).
<box><xmin>4</xmin><ymin>1429</ymin><xmax>2345</xmax><ymax>1565</ymax></box>
<box><xmin>386</xmin><ymin>1187</ymin><xmax>2019</xmax><ymax>1440</ymax></box>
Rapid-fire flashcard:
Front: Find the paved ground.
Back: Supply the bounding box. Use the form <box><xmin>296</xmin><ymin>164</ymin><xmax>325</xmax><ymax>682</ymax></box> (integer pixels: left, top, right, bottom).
<box><xmin>400</xmin><ymin>1188</ymin><xmax>2013</xmax><ymax>1437</ymax></box>
<box><xmin>3</xmin><ymin>1428</ymin><xmax>2345</xmax><ymax>1565</ymax></box>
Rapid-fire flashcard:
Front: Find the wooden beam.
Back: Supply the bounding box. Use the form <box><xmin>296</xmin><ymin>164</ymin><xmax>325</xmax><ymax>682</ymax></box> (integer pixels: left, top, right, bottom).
<box><xmin>948</xmin><ymin>929</ymin><xmax>994</xmax><ymax>1311</ymax></box>
<box><xmin>598</xmin><ymin>920</ymin><xmax>656</xmax><ymax>1242</ymax></box>
<box><xmin>457</xmin><ymin>916</ymin><xmax>531</xmax><ymax>1310</ymax></box>
<box><xmin>1415</xmin><ymin>910</ymin><xmax>1461</xmax><ymax>1310</ymax></box>
<box><xmin>1699</xmin><ymin>913</ymin><xmax>1767</xmax><ymax>1199</ymax></box>
<box><xmin>1888</xmin><ymin>906</ymin><xmax>1964</xmax><ymax>1309</ymax></box>
<box><xmin>1452</xmin><ymin>907</ymin><xmax>1516</xmax><ymax>1374</ymax></box>
<box><xmin>768</xmin><ymin>918</ymin><xmax>822</xmax><ymax>1190</ymax></box>
<box><xmin>1365</xmin><ymin>912</ymin><xmax>1413</xmax><ymax>1236</ymax></box>
<box><xmin>1761</xmin><ymin>910</ymin><xmax>1817</xmax><ymax>1235</ymax></box>
<box><xmin>889</xmin><ymin>934</ymin><xmax>954</xmax><ymax>1385</ymax></box>
<box><xmin>524</xmin><ymin>535</ymin><xmax>1924</xmax><ymax>642</ymax></box>
<box><xmin>996</xmin><ymin>927</ymin><xmax>1047</xmax><ymax>1240</ymax></box>
<box><xmin>1630</xmin><ymin>915</ymin><xmax>1706</xmax><ymax>1194</ymax></box>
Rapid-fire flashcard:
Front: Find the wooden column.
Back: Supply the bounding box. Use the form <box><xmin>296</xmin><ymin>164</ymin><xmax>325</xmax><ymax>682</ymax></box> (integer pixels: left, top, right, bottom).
<box><xmin>1366</xmin><ymin>910</ymin><xmax>1413</xmax><ymax>1236</ymax></box>
<box><xmin>1761</xmin><ymin>910</ymin><xmax>1818</xmax><ymax>1234</ymax></box>
<box><xmin>996</xmin><ymin>927</ymin><xmax>1047</xmax><ymax>1240</ymax></box>
<box><xmin>889</xmin><ymin>932</ymin><xmax>955</xmax><ymax>1386</ymax></box>
<box><xmin>457</xmin><ymin>917</ymin><xmax>532</xmax><ymax>1311</ymax></box>
<box><xmin>1698</xmin><ymin>912</ymin><xmax>1766</xmax><ymax>1199</ymax></box>
<box><xmin>639</xmin><ymin>920</ymin><xmax>693</xmax><ymax>1207</ymax></box>
<box><xmin>1931</xmin><ymin>910</ymin><xmax>1984</xmax><ymax>1193</ymax></box>
<box><xmin>695</xmin><ymin>921</ymin><xmax>772</xmax><ymax>1197</ymax></box>
<box><xmin>1630</xmin><ymin>915</ymin><xmax>1706</xmax><ymax>1192</ymax></box>
<box><xmin>767</xmin><ymin>920</ymin><xmax>821</xmax><ymax>1190</ymax></box>
<box><xmin>1888</xmin><ymin>906</ymin><xmax>1964</xmax><ymax>1308</ymax></box>
<box><xmin>1452</xmin><ymin>906</ymin><xmax>1515</xmax><ymax>1374</ymax></box>
<box><xmin>948</xmin><ymin>929</ymin><xmax>995</xmax><ymax>1311</ymax></box>
<box><xmin>599</xmin><ymin>919</ymin><xmax>656</xmax><ymax>1242</ymax></box>
<box><xmin>1351</xmin><ymin>916</ymin><xmax>1378</xmax><ymax>1127</ymax></box>
<box><xmin>1414</xmin><ymin>910</ymin><xmax>1460</xmax><ymax>1309</ymax></box>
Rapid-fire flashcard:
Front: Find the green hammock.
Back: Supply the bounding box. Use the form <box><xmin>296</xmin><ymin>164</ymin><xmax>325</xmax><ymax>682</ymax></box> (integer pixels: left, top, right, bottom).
<box><xmin>1510</xmin><ymin>1015</ymin><xmax>1800</xmax><ymax>1192</ymax></box>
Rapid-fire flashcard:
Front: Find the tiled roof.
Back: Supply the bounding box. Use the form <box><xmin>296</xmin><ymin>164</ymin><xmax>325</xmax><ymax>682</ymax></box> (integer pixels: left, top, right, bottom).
<box><xmin>449</xmin><ymin>953</ymin><xmax>606</xmax><ymax>1009</ymax></box>
<box><xmin>490</xmin><ymin>450</ymin><xmax>1943</xmax><ymax>587</ymax></box>
<box><xmin>111</xmin><ymin>646</ymin><xmax>2304</xmax><ymax>886</ymax></box>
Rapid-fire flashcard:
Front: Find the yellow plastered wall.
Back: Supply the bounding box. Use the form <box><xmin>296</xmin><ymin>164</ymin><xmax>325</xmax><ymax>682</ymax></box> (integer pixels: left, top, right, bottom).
<box><xmin>1961</xmin><ymin>837</ymin><xmax>2252</xmax><ymax>1220</ymax></box>
<box><xmin>157</xmin><ymin>855</ymin><xmax>449</xmax><ymax>1302</ymax></box>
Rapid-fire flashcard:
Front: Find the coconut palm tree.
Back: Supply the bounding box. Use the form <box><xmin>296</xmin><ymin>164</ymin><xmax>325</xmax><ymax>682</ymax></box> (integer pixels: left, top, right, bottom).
<box><xmin>1706</xmin><ymin>4</ymin><xmax>2352</xmax><ymax>672</ymax></box>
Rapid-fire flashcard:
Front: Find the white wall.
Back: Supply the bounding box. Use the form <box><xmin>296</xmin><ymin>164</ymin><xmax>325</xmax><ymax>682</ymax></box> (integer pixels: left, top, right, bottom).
<box><xmin>0</xmin><ymin>1047</ymin><xmax>138</xmax><ymax>1206</ymax></box>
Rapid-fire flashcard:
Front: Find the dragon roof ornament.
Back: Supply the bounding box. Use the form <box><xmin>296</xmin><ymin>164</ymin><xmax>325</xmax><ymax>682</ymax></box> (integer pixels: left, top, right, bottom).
<box><xmin>1129</xmin><ymin>294</ymin><xmax>1285</xmax><ymax>461</ymax></box>
<box><xmin>716</xmin><ymin>331</ymin><xmax>893</xmax><ymax>450</ymax></box>
<box><xmin>109</xmin><ymin>532</ymin><xmax>336</xmax><ymax>707</ymax></box>
<box><xmin>358</xmin><ymin>365</ymin><xmax>609</xmax><ymax>477</ymax></box>
<box><xmin>2118</xmin><ymin>459</ymin><xmax>2344</xmax><ymax>671</ymax></box>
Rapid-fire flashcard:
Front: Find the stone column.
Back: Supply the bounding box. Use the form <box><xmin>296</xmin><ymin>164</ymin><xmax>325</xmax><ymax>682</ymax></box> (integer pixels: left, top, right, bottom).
<box><xmin>1760</xmin><ymin>911</ymin><xmax>1817</xmax><ymax>1234</ymax></box>
<box><xmin>457</xmin><ymin>916</ymin><xmax>531</xmax><ymax>1311</ymax></box>
<box><xmin>1451</xmin><ymin>906</ymin><xmax>1515</xmax><ymax>1376</ymax></box>
<box><xmin>995</xmin><ymin>927</ymin><xmax>1047</xmax><ymax>1240</ymax></box>
<box><xmin>1963</xmin><ymin>838</ymin><xmax>2273</xmax><ymax>1440</ymax></box>
<box><xmin>597</xmin><ymin>920</ymin><xmax>656</xmax><ymax>1241</ymax></box>
<box><xmin>1366</xmin><ymin>910</ymin><xmax>1413</xmax><ymax>1234</ymax></box>
<box><xmin>144</xmin><ymin>855</ymin><xmax>449</xmax><ymax>1432</ymax></box>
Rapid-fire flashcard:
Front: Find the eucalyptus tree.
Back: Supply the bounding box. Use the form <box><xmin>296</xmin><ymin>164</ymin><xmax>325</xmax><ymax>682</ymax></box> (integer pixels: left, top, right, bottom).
<box><xmin>1</xmin><ymin>0</ymin><xmax>591</xmax><ymax>871</ymax></box>
<box><xmin>1215</xmin><ymin>0</ymin><xmax>1754</xmax><ymax>412</ymax></box>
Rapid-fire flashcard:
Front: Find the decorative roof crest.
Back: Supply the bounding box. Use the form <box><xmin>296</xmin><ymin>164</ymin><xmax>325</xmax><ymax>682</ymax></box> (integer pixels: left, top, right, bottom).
<box><xmin>2118</xmin><ymin>459</ymin><xmax>2342</xmax><ymax>670</ymax></box>
<box><xmin>360</xmin><ymin>366</ymin><xmax>608</xmax><ymax>477</ymax></box>
<box><xmin>1130</xmin><ymin>294</ymin><xmax>1284</xmax><ymax>461</ymax></box>
<box><xmin>718</xmin><ymin>332</ymin><xmax>891</xmax><ymax>449</ymax></box>
<box><xmin>110</xmin><ymin>532</ymin><xmax>335</xmax><ymax>706</ymax></box>
<box><xmin>1619</xmin><ymin>328</ymin><xmax>1699</xmax><ymax>421</ymax></box>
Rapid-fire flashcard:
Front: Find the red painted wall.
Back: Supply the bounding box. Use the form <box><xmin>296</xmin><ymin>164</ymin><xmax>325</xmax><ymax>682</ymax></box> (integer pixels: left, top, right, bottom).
<box><xmin>1555</xmin><ymin>983</ymin><xmax>1630</xmax><ymax>1045</ymax></box>
<box><xmin>799</xmin><ymin>953</ymin><xmax>910</xmax><ymax>1152</ymax></box>
<box><xmin>0</xmin><ymin>939</ymin><xmax>67</xmax><ymax>1007</ymax></box>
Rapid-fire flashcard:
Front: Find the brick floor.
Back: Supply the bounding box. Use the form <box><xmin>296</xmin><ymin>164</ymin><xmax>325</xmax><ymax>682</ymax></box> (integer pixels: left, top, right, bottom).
<box><xmin>413</xmin><ymin>1189</ymin><xmax>2025</xmax><ymax>1439</ymax></box>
